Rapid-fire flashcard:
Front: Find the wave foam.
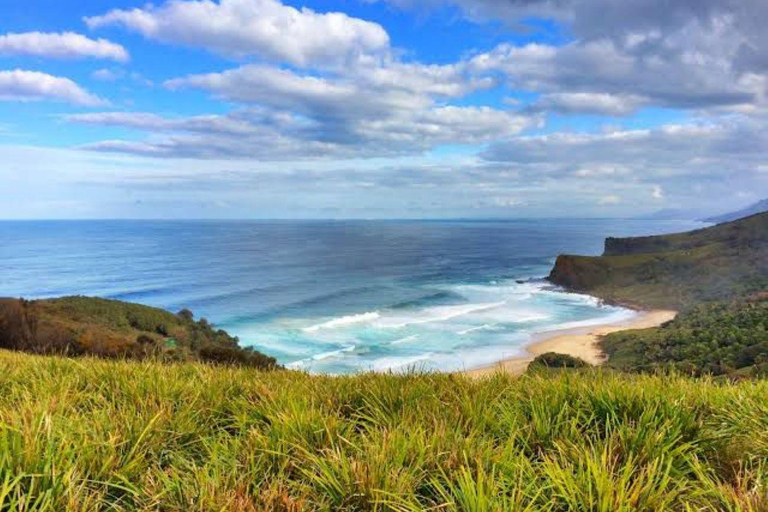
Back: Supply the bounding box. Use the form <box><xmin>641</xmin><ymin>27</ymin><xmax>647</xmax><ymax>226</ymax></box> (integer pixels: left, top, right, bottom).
<box><xmin>457</xmin><ymin>324</ymin><xmax>495</xmax><ymax>335</ymax></box>
<box><xmin>302</xmin><ymin>311</ymin><xmax>380</xmax><ymax>333</ymax></box>
<box><xmin>287</xmin><ymin>345</ymin><xmax>357</xmax><ymax>368</ymax></box>
<box><xmin>390</xmin><ymin>335</ymin><xmax>419</xmax><ymax>345</ymax></box>
<box><xmin>371</xmin><ymin>353</ymin><xmax>434</xmax><ymax>372</ymax></box>
<box><xmin>374</xmin><ymin>301</ymin><xmax>506</xmax><ymax>329</ymax></box>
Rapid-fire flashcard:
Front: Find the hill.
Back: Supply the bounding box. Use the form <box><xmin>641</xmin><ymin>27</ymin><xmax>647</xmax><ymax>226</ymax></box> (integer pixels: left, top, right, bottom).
<box><xmin>0</xmin><ymin>296</ymin><xmax>278</xmax><ymax>369</ymax></box>
<box><xmin>548</xmin><ymin>212</ymin><xmax>768</xmax><ymax>310</ymax></box>
<box><xmin>0</xmin><ymin>350</ymin><xmax>766</xmax><ymax>511</ymax></box>
<box><xmin>702</xmin><ymin>198</ymin><xmax>768</xmax><ymax>224</ymax></box>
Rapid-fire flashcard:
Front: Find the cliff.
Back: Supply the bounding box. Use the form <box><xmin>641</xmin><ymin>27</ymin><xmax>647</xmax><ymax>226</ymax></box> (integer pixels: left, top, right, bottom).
<box><xmin>548</xmin><ymin>212</ymin><xmax>768</xmax><ymax>309</ymax></box>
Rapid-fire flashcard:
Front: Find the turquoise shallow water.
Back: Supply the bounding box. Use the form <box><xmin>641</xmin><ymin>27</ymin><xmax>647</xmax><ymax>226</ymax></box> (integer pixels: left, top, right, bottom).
<box><xmin>0</xmin><ymin>219</ymin><xmax>704</xmax><ymax>373</ymax></box>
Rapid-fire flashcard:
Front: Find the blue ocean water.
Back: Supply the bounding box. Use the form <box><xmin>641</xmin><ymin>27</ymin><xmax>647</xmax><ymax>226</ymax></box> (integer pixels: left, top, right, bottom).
<box><xmin>0</xmin><ymin>219</ymin><xmax>704</xmax><ymax>373</ymax></box>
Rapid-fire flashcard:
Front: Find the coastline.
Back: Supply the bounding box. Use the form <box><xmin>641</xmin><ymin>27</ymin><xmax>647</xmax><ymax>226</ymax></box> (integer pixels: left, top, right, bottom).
<box><xmin>463</xmin><ymin>309</ymin><xmax>677</xmax><ymax>378</ymax></box>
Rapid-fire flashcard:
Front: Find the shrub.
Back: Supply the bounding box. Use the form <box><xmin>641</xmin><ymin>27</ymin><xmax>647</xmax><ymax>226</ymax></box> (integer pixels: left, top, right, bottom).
<box><xmin>529</xmin><ymin>352</ymin><xmax>590</xmax><ymax>370</ymax></box>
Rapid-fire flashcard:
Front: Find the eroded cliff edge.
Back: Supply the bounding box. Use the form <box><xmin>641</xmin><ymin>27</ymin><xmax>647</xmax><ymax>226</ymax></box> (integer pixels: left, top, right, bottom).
<box><xmin>547</xmin><ymin>212</ymin><xmax>768</xmax><ymax>310</ymax></box>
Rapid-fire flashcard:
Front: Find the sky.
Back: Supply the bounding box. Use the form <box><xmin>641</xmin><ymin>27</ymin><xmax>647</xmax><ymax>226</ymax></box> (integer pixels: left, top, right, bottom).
<box><xmin>1</xmin><ymin>0</ymin><xmax>767</xmax><ymax>219</ymax></box>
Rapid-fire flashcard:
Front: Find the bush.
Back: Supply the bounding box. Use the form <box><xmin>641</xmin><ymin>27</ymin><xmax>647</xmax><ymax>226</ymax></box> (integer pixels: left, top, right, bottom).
<box><xmin>529</xmin><ymin>352</ymin><xmax>590</xmax><ymax>370</ymax></box>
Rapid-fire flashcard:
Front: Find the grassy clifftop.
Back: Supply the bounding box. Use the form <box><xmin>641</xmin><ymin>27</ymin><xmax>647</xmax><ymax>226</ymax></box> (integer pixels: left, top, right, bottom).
<box><xmin>548</xmin><ymin>212</ymin><xmax>768</xmax><ymax>310</ymax></box>
<box><xmin>1</xmin><ymin>350</ymin><xmax>767</xmax><ymax>511</ymax></box>
<box><xmin>0</xmin><ymin>296</ymin><xmax>278</xmax><ymax>369</ymax></box>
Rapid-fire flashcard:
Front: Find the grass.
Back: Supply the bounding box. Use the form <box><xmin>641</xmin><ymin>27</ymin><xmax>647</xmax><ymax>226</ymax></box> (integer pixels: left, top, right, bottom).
<box><xmin>1</xmin><ymin>351</ymin><xmax>767</xmax><ymax>511</ymax></box>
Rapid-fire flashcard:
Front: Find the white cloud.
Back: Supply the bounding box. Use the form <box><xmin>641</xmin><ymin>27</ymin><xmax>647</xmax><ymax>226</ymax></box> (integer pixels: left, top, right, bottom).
<box><xmin>533</xmin><ymin>93</ymin><xmax>647</xmax><ymax>116</ymax></box>
<box><xmin>70</xmin><ymin>103</ymin><xmax>533</xmax><ymax>159</ymax></box>
<box><xmin>0</xmin><ymin>70</ymin><xmax>106</xmax><ymax>106</ymax></box>
<box><xmin>0</xmin><ymin>32</ymin><xmax>128</xmax><ymax>61</ymax></box>
<box><xmin>91</xmin><ymin>68</ymin><xmax>121</xmax><ymax>81</ymax></box>
<box><xmin>480</xmin><ymin>117</ymin><xmax>768</xmax><ymax>209</ymax></box>
<box><xmin>69</xmin><ymin>55</ymin><xmax>529</xmax><ymax>159</ymax></box>
<box><xmin>470</xmin><ymin>38</ymin><xmax>760</xmax><ymax>114</ymax></box>
<box><xmin>85</xmin><ymin>0</ymin><xmax>389</xmax><ymax>68</ymax></box>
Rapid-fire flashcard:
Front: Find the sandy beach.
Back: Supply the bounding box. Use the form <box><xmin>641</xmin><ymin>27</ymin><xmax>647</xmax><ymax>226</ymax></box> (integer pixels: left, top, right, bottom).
<box><xmin>464</xmin><ymin>309</ymin><xmax>677</xmax><ymax>378</ymax></box>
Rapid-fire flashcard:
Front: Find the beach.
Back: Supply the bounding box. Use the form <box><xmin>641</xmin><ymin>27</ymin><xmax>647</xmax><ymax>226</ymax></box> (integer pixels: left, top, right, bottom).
<box><xmin>464</xmin><ymin>309</ymin><xmax>678</xmax><ymax>377</ymax></box>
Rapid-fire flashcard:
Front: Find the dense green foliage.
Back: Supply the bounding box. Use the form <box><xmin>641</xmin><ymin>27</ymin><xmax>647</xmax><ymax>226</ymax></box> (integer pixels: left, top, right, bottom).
<box><xmin>602</xmin><ymin>295</ymin><xmax>768</xmax><ymax>377</ymax></box>
<box><xmin>528</xmin><ymin>352</ymin><xmax>589</xmax><ymax>370</ymax></box>
<box><xmin>0</xmin><ymin>296</ymin><xmax>278</xmax><ymax>370</ymax></box>
<box><xmin>1</xmin><ymin>351</ymin><xmax>767</xmax><ymax>511</ymax></box>
<box><xmin>548</xmin><ymin>212</ymin><xmax>768</xmax><ymax>310</ymax></box>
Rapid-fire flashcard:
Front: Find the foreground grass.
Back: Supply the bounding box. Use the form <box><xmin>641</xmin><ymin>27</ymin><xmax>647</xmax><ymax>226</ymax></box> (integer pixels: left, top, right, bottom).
<box><xmin>1</xmin><ymin>351</ymin><xmax>767</xmax><ymax>511</ymax></box>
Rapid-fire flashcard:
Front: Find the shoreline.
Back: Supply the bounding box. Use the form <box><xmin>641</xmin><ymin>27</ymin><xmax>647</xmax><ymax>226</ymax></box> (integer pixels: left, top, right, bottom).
<box><xmin>463</xmin><ymin>309</ymin><xmax>677</xmax><ymax>378</ymax></box>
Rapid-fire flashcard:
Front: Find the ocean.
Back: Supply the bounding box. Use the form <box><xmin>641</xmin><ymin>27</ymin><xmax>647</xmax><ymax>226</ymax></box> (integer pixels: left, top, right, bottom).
<box><xmin>0</xmin><ymin>219</ymin><xmax>703</xmax><ymax>374</ymax></box>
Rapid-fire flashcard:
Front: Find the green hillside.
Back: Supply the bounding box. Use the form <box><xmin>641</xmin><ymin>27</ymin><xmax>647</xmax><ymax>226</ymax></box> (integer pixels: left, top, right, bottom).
<box><xmin>603</xmin><ymin>293</ymin><xmax>768</xmax><ymax>376</ymax></box>
<box><xmin>0</xmin><ymin>296</ymin><xmax>278</xmax><ymax>369</ymax></box>
<box><xmin>1</xmin><ymin>351</ymin><xmax>767</xmax><ymax>511</ymax></box>
<box><xmin>546</xmin><ymin>213</ymin><xmax>768</xmax><ymax>377</ymax></box>
<box><xmin>548</xmin><ymin>212</ymin><xmax>768</xmax><ymax>310</ymax></box>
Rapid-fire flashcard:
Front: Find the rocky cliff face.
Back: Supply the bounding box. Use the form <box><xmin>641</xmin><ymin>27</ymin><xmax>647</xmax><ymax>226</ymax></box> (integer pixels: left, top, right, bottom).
<box><xmin>546</xmin><ymin>212</ymin><xmax>768</xmax><ymax>310</ymax></box>
<box><xmin>547</xmin><ymin>255</ymin><xmax>609</xmax><ymax>291</ymax></box>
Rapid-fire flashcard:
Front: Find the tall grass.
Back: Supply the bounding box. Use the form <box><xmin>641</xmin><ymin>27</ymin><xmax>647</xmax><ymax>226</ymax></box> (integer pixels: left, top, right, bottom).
<box><xmin>0</xmin><ymin>351</ymin><xmax>767</xmax><ymax>511</ymax></box>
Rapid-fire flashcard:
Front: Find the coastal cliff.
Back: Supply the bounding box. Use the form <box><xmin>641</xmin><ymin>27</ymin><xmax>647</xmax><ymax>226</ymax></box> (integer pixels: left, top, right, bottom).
<box><xmin>548</xmin><ymin>212</ymin><xmax>768</xmax><ymax>309</ymax></box>
<box><xmin>549</xmin><ymin>213</ymin><xmax>768</xmax><ymax>377</ymax></box>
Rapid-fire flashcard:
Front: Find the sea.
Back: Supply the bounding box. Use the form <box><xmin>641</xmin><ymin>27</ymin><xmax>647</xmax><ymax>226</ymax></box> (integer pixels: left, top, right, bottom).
<box><xmin>0</xmin><ymin>219</ymin><xmax>703</xmax><ymax>374</ymax></box>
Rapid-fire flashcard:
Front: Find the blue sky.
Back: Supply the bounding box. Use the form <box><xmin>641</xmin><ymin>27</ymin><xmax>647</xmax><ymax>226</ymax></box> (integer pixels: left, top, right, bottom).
<box><xmin>1</xmin><ymin>0</ymin><xmax>767</xmax><ymax>219</ymax></box>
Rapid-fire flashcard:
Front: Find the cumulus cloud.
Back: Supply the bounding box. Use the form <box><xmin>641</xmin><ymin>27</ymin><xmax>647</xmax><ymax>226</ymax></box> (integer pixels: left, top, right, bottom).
<box><xmin>470</xmin><ymin>38</ymin><xmax>759</xmax><ymax>113</ymax></box>
<box><xmin>0</xmin><ymin>70</ymin><xmax>106</xmax><ymax>106</ymax></box>
<box><xmin>70</xmin><ymin>103</ymin><xmax>533</xmax><ymax>159</ymax></box>
<box><xmin>164</xmin><ymin>62</ymin><xmax>495</xmax><ymax>119</ymax></box>
<box><xmin>0</xmin><ymin>32</ymin><xmax>128</xmax><ymax>61</ymax></box>
<box><xmin>377</xmin><ymin>0</ymin><xmax>768</xmax><ymax>115</ymax></box>
<box><xmin>85</xmin><ymin>0</ymin><xmax>389</xmax><ymax>67</ymax></box>
<box><xmin>67</xmin><ymin>55</ymin><xmax>528</xmax><ymax>159</ymax></box>
<box><xmin>531</xmin><ymin>93</ymin><xmax>647</xmax><ymax>116</ymax></box>
<box><xmin>480</xmin><ymin>118</ymin><xmax>768</xmax><ymax>202</ymax></box>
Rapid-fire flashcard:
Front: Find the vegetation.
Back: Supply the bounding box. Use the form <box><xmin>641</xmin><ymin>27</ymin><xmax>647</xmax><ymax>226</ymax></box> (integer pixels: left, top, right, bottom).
<box><xmin>528</xmin><ymin>352</ymin><xmax>589</xmax><ymax>370</ymax></box>
<box><xmin>544</xmin><ymin>212</ymin><xmax>768</xmax><ymax>377</ymax></box>
<box><xmin>0</xmin><ymin>350</ymin><xmax>767</xmax><ymax>511</ymax></box>
<box><xmin>548</xmin><ymin>212</ymin><xmax>768</xmax><ymax>310</ymax></box>
<box><xmin>0</xmin><ymin>214</ymin><xmax>766</xmax><ymax>510</ymax></box>
<box><xmin>0</xmin><ymin>296</ymin><xmax>278</xmax><ymax>370</ymax></box>
<box><xmin>602</xmin><ymin>294</ymin><xmax>768</xmax><ymax>377</ymax></box>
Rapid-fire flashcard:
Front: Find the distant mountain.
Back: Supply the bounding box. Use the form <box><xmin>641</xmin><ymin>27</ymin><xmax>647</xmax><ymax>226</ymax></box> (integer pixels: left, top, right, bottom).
<box><xmin>702</xmin><ymin>199</ymin><xmax>768</xmax><ymax>224</ymax></box>
<box><xmin>548</xmin><ymin>212</ymin><xmax>768</xmax><ymax>309</ymax></box>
